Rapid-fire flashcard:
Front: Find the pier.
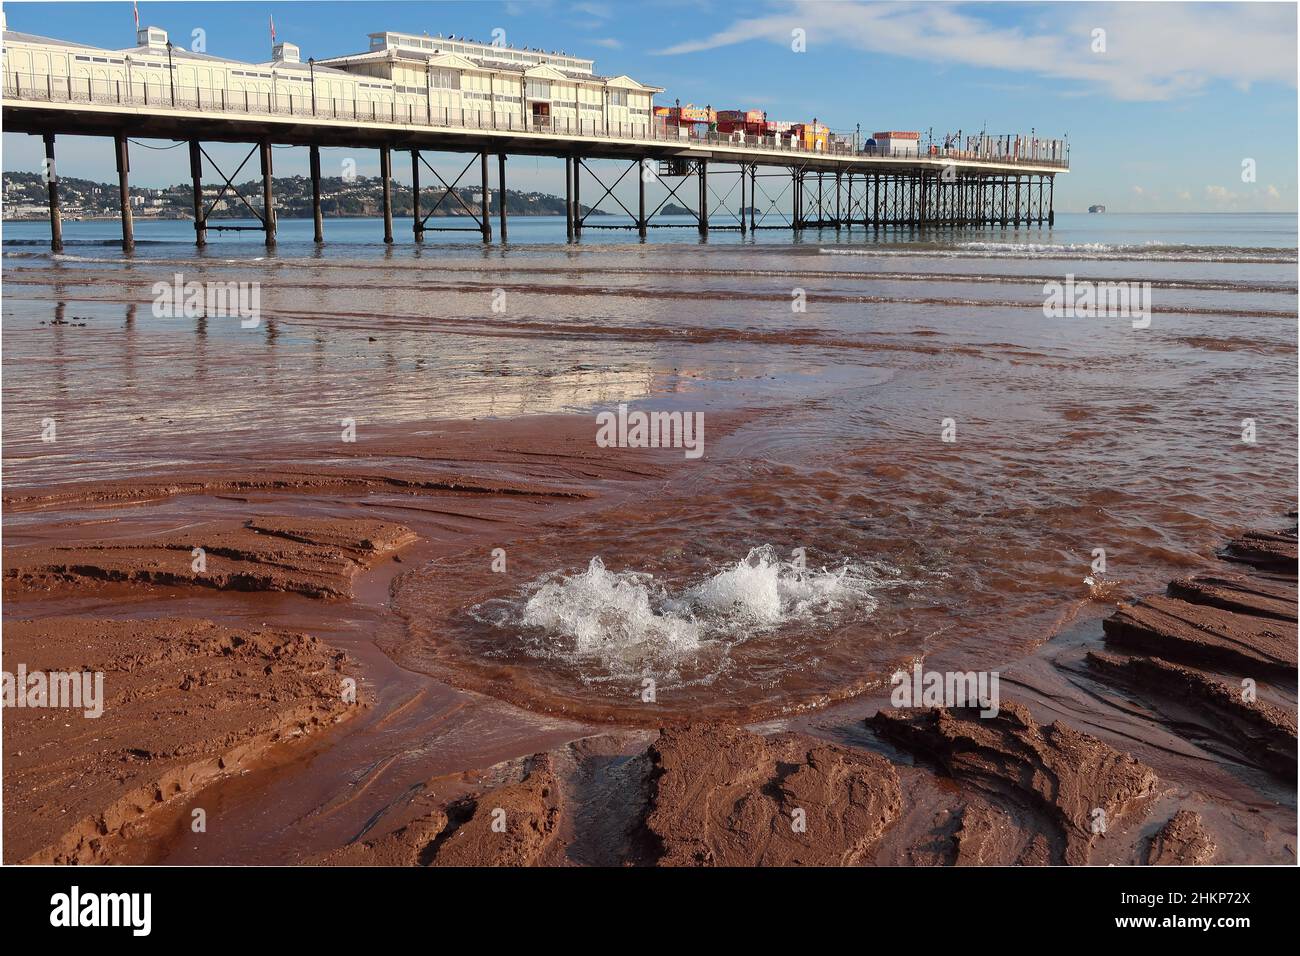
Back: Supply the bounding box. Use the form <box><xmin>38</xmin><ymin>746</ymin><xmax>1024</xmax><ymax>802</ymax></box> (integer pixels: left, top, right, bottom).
<box><xmin>4</xmin><ymin>64</ymin><xmax>1067</xmax><ymax>251</ymax></box>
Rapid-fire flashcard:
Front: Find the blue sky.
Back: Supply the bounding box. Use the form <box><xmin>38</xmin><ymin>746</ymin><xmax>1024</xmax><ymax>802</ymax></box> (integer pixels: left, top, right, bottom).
<box><xmin>3</xmin><ymin>0</ymin><xmax>1296</xmax><ymax>212</ymax></box>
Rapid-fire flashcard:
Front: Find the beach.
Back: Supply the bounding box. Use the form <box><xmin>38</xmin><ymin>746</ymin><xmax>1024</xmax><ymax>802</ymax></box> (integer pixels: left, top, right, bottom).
<box><xmin>2</xmin><ymin>212</ymin><xmax>1296</xmax><ymax>864</ymax></box>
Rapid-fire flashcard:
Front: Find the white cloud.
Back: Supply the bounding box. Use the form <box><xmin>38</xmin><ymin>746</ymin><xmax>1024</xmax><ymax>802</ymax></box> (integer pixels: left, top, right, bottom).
<box><xmin>653</xmin><ymin>1</ymin><xmax>1297</xmax><ymax>102</ymax></box>
<box><xmin>591</xmin><ymin>37</ymin><xmax>623</xmax><ymax>49</ymax></box>
<box><xmin>572</xmin><ymin>2</ymin><xmax>615</xmax><ymax>20</ymax></box>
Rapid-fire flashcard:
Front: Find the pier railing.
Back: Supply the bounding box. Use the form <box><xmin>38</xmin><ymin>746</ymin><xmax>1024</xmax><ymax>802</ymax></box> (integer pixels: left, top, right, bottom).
<box><xmin>3</xmin><ymin>70</ymin><xmax>1070</xmax><ymax>170</ymax></box>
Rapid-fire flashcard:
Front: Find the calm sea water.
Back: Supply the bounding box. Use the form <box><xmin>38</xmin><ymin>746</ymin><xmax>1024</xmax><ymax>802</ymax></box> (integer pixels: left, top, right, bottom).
<box><xmin>3</xmin><ymin>212</ymin><xmax>1296</xmax><ymax>717</ymax></box>
<box><xmin>4</xmin><ymin>210</ymin><xmax>1297</xmax><ymax>255</ymax></box>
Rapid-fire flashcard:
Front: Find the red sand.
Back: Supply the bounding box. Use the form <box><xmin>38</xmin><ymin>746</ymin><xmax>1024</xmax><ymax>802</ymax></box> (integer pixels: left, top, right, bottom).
<box><xmin>3</xmin><ymin>412</ymin><xmax>1295</xmax><ymax>865</ymax></box>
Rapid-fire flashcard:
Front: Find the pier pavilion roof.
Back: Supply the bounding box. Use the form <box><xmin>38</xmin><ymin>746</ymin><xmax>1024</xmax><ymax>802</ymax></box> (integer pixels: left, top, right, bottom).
<box><xmin>317</xmin><ymin>33</ymin><xmax>663</xmax><ymax>93</ymax></box>
<box><xmin>2</xmin><ymin>29</ymin><xmax>105</xmax><ymax>50</ymax></box>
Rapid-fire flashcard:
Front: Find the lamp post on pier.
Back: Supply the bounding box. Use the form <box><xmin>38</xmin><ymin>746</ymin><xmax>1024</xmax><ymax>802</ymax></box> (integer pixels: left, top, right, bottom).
<box><xmin>308</xmin><ymin>57</ymin><xmax>317</xmax><ymax>115</ymax></box>
<box><xmin>165</xmin><ymin>40</ymin><xmax>175</xmax><ymax>106</ymax></box>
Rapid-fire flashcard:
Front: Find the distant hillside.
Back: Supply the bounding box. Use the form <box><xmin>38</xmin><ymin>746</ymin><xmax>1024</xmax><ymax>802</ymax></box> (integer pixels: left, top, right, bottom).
<box><xmin>2</xmin><ymin>171</ymin><xmax>605</xmax><ymax>220</ymax></box>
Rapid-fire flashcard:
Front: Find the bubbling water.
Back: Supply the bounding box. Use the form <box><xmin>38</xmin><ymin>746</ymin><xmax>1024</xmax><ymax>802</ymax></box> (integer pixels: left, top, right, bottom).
<box><xmin>520</xmin><ymin>556</ymin><xmax>702</xmax><ymax>657</ymax></box>
<box><xmin>481</xmin><ymin>546</ymin><xmax>883</xmax><ymax>684</ymax></box>
<box><xmin>680</xmin><ymin>545</ymin><xmax>867</xmax><ymax>625</ymax></box>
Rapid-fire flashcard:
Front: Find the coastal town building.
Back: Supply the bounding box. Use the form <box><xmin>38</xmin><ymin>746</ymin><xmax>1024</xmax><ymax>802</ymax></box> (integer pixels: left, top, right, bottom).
<box><xmin>869</xmin><ymin>131</ymin><xmax>921</xmax><ymax>155</ymax></box>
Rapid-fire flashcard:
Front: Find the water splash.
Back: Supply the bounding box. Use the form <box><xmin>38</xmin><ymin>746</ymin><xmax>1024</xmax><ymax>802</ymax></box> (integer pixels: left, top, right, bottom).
<box><xmin>678</xmin><ymin>545</ymin><xmax>869</xmax><ymax>626</ymax></box>
<box><xmin>476</xmin><ymin>546</ymin><xmax>887</xmax><ymax>682</ymax></box>
<box><xmin>520</xmin><ymin>556</ymin><xmax>701</xmax><ymax>657</ymax></box>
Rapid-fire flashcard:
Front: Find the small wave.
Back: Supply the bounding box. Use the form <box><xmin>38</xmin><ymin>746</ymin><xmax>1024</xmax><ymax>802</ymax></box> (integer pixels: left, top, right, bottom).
<box><xmin>1</xmin><ymin>252</ymin><xmax>142</xmax><ymax>264</ymax></box>
<box><xmin>5</xmin><ymin>238</ymin><xmax>173</xmax><ymax>247</ymax></box>
<box><xmin>821</xmin><ymin>243</ymin><xmax>1297</xmax><ymax>263</ymax></box>
<box><xmin>958</xmin><ymin>240</ymin><xmax>1115</xmax><ymax>254</ymax></box>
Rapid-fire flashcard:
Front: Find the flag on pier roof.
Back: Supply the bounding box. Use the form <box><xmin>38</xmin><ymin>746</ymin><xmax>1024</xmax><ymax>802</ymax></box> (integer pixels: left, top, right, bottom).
<box><xmin>270</xmin><ymin>14</ymin><xmax>276</xmax><ymax>44</ymax></box>
<box><xmin>133</xmin><ymin>1</ymin><xmax>139</xmax><ymax>31</ymax></box>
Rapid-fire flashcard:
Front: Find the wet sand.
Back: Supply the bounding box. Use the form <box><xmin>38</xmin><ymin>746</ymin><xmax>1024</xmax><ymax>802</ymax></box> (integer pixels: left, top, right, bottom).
<box><xmin>1</xmin><ymin>414</ymin><xmax>720</xmax><ymax>862</ymax></box>
<box><xmin>3</xmin><ymin>408</ymin><xmax>1294</xmax><ymax>864</ymax></box>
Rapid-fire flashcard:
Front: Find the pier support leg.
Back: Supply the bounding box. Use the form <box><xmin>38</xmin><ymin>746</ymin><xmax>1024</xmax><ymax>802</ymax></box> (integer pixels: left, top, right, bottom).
<box><xmin>834</xmin><ymin>170</ymin><xmax>842</xmax><ymax>229</ymax></box>
<box><xmin>188</xmin><ymin>141</ymin><xmax>206</xmax><ymax>247</ymax></box>
<box><xmin>411</xmin><ymin>150</ymin><xmax>422</xmax><ymax>242</ymax></box>
<box><xmin>739</xmin><ymin>163</ymin><xmax>746</xmax><ymax>236</ymax></box>
<box><xmin>565</xmin><ymin>156</ymin><xmax>574</xmax><ymax>240</ymax></box>
<box><xmin>259</xmin><ymin>140</ymin><xmax>275</xmax><ymax>249</ymax></box>
<box><xmin>479</xmin><ymin>152</ymin><xmax>491</xmax><ymax>243</ymax></box>
<box><xmin>1014</xmin><ymin>175</ymin><xmax>1022</xmax><ymax>227</ymax></box>
<box><xmin>638</xmin><ymin>158</ymin><xmax>647</xmax><ymax>239</ymax></box>
<box><xmin>573</xmin><ymin>157</ymin><xmax>582</xmax><ymax>237</ymax></box>
<box><xmin>698</xmin><ymin>160</ymin><xmax>708</xmax><ymax>236</ymax></box>
<box><xmin>498</xmin><ymin>153</ymin><xmax>508</xmax><ymax>243</ymax></box>
<box><xmin>793</xmin><ymin>169</ymin><xmax>802</xmax><ymax>231</ymax></box>
<box><xmin>43</xmin><ymin>133</ymin><xmax>63</xmax><ymax>253</ymax></box>
<box><xmin>1048</xmin><ymin>175</ymin><xmax>1055</xmax><ymax>226</ymax></box>
<box><xmin>310</xmin><ymin>145</ymin><xmax>323</xmax><ymax>243</ymax></box>
<box><xmin>380</xmin><ymin>145</ymin><xmax>393</xmax><ymax>244</ymax></box>
<box><xmin>115</xmin><ymin>134</ymin><xmax>134</xmax><ymax>252</ymax></box>
<box><xmin>749</xmin><ymin>165</ymin><xmax>757</xmax><ymax>232</ymax></box>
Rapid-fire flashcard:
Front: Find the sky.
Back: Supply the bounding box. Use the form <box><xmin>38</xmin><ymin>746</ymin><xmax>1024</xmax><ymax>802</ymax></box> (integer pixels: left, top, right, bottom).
<box><xmin>2</xmin><ymin>0</ymin><xmax>1296</xmax><ymax>213</ymax></box>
